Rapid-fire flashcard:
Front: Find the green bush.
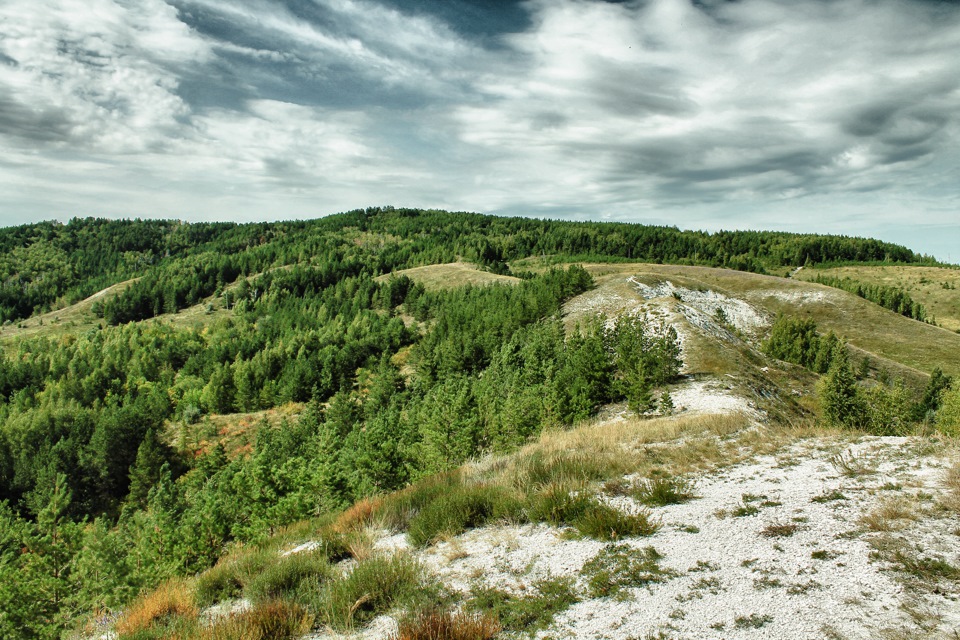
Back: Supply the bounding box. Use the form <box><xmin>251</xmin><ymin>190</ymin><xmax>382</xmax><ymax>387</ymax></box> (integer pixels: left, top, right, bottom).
<box><xmin>195</xmin><ymin>548</ymin><xmax>272</xmax><ymax>608</ymax></box>
<box><xmin>525</xmin><ymin>483</ymin><xmax>594</xmax><ymax>526</ymax></box>
<box><xmin>629</xmin><ymin>476</ymin><xmax>697</xmax><ymax>506</ymax></box>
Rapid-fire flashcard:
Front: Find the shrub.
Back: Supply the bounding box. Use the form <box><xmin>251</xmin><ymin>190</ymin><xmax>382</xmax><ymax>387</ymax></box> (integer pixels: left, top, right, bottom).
<box><xmin>195</xmin><ymin>549</ymin><xmax>272</xmax><ymax>608</ymax></box>
<box><xmin>391</xmin><ymin>608</ymin><xmax>501</xmax><ymax>640</ymax></box>
<box><xmin>525</xmin><ymin>482</ymin><xmax>593</xmax><ymax>526</ymax></box>
<box><xmin>408</xmin><ymin>483</ymin><xmax>524</xmax><ymax>547</ymax></box>
<box><xmin>466</xmin><ymin>576</ymin><xmax>578</xmax><ymax>633</ymax></box>
<box><xmin>378</xmin><ymin>471</ymin><xmax>465</xmax><ymax>531</ymax></box>
<box><xmin>582</xmin><ymin>544</ymin><xmax>676</xmax><ymax>599</ymax></box>
<box><xmin>573</xmin><ymin>503</ymin><xmax>659</xmax><ymax>540</ymax></box>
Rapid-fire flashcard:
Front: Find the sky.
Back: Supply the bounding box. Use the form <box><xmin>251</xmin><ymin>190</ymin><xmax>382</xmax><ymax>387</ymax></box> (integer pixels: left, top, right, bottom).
<box><xmin>1</xmin><ymin>0</ymin><xmax>959</xmax><ymax>261</ymax></box>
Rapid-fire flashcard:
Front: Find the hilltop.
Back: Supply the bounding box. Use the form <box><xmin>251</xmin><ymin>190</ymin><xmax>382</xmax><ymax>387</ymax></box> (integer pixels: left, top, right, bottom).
<box><xmin>0</xmin><ymin>209</ymin><xmax>956</xmax><ymax>640</ymax></box>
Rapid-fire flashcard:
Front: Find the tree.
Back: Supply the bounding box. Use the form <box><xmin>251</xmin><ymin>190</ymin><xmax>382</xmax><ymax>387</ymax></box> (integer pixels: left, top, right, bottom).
<box><xmin>818</xmin><ymin>343</ymin><xmax>865</xmax><ymax>429</ymax></box>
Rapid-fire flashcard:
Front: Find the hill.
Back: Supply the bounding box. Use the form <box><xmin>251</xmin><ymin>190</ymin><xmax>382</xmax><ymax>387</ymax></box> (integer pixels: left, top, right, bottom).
<box><xmin>0</xmin><ymin>209</ymin><xmax>956</xmax><ymax>640</ymax></box>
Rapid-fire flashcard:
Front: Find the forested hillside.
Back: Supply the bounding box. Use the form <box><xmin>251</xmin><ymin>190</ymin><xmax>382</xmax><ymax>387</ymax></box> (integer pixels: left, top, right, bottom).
<box><xmin>0</xmin><ymin>208</ymin><xmax>939</xmax><ymax>638</ymax></box>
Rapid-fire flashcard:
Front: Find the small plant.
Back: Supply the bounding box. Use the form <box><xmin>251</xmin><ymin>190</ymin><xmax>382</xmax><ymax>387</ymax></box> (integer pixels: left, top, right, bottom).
<box><xmin>731</xmin><ymin>503</ymin><xmax>760</xmax><ymax>517</ymax></box>
<box><xmin>630</xmin><ymin>477</ymin><xmax>697</xmax><ymax>507</ymax></box>
<box><xmin>311</xmin><ymin>553</ymin><xmax>433</xmax><ymax>631</ymax></box>
<box><xmin>245</xmin><ymin>549</ymin><xmax>332</xmax><ymax>604</ymax></box>
<box><xmin>830</xmin><ymin>451</ymin><xmax>874</xmax><ymax>477</ymax></box>
<box><xmin>582</xmin><ymin>544</ymin><xmax>676</xmax><ymax>599</ymax></box>
<box><xmin>466</xmin><ymin>576</ymin><xmax>579</xmax><ymax>634</ymax></box>
<box><xmin>391</xmin><ymin>608</ymin><xmax>501</xmax><ymax>640</ymax></box>
<box><xmin>734</xmin><ymin>613</ymin><xmax>773</xmax><ymax>629</ymax></box>
<box><xmin>760</xmin><ymin>522</ymin><xmax>800</xmax><ymax>538</ymax></box>
<box><xmin>573</xmin><ymin>502</ymin><xmax>660</xmax><ymax>540</ymax></box>
<box><xmin>408</xmin><ymin>483</ymin><xmax>523</xmax><ymax>547</ymax></box>
<box><xmin>811</xmin><ymin>550</ymin><xmax>837</xmax><ymax>561</ymax></box>
<box><xmin>752</xmin><ymin>576</ymin><xmax>783</xmax><ymax>590</ymax></box>
<box><xmin>787</xmin><ymin>580</ymin><xmax>822</xmax><ymax>595</ymax></box>
<box><xmin>811</xmin><ymin>489</ymin><xmax>847</xmax><ymax>503</ymax></box>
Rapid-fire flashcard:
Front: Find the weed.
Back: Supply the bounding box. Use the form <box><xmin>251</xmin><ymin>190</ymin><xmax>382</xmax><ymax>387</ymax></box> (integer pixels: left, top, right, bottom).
<box><xmin>811</xmin><ymin>489</ymin><xmax>847</xmax><ymax>503</ymax></box>
<box><xmin>752</xmin><ymin>576</ymin><xmax>783</xmax><ymax>590</ymax></box>
<box><xmin>195</xmin><ymin>549</ymin><xmax>271</xmax><ymax>608</ymax></box>
<box><xmin>860</xmin><ymin>497</ymin><xmax>917</xmax><ymax>532</ymax></box>
<box><xmin>582</xmin><ymin>544</ymin><xmax>677</xmax><ymax>599</ymax></box>
<box><xmin>811</xmin><ymin>550</ymin><xmax>838</xmax><ymax>561</ymax></box>
<box><xmin>731</xmin><ymin>504</ymin><xmax>760</xmax><ymax>517</ymax></box>
<box><xmin>831</xmin><ymin>451</ymin><xmax>874</xmax><ymax>477</ymax></box>
<box><xmin>391</xmin><ymin>608</ymin><xmax>501</xmax><ymax>640</ymax></box>
<box><xmin>676</xmin><ymin>524</ymin><xmax>699</xmax><ymax>533</ymax></box>
<box><xmin>760</xmin><ymin>522</ymin><xmax>800</xmax><ymax>538</ymax></box>
<box><xmin>787</xmin><ymin>580</ymin><xmax>823</xmax><ymax>595</ymax></box>
<box><xmin>573</xmin><ymin>503</ymin><xmax>659</xmax><ymax>541</ymax></box>
<box><xmin>734</xmin><ymin>613</ymin><xmax>773</xmax><ymax>629</ymax></box>
<box><xmin>630</xmin><ymin>477</ymin><xmax>697</xmax><ymax>507</ymax></box>
<box><xmin>466</xmin><ymin>576</ymin><xmax>579</xmax><ymax>634</ymax></box>
<box><xmin>688</xmin><ymin>560</ymin><xmax>719</xmax><ymax>572</ymax></box>
<box><xmin>891</xmin><ymin>550</ymin><xmax>960</xmax><ymax>582</ymax></box>
<box><xmin>525</xmin><ymin>482</ymin><xmax>593</xmax><ymax>526</ymax></box>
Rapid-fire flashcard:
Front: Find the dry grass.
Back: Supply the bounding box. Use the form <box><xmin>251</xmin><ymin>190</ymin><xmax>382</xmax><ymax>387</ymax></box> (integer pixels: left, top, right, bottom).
<box><xmin>391</xmin><ymin>609</ymin><xmax>501</xmax><ymax>640</ymax></box>
<box><xmin>860</xmin><ymin>497</ymin><xmax>919</xmax><ymax>532</ymax></box>
<box><xmin>939</xmin><ymin>460</ymin><xmax>960</xmax><ymax>513</ymax></box>
<box><xmin>377</xmin><ymin>262</ymin><xmax>520</xmax><ymax>291</ymax></box>
<box><xmin>201</xmin><ymin>600</ymin><xmax>313</xmax><ymax>640</ymax></box>
<box><xmin>335</xmin><ymin>495</ymin><xmax>387</xmax><ymax>533</ymax></box>
<box><xmin>114</xmin><ymin>578</ymin><xmax>198</xmax><ymax>636</ymax></box>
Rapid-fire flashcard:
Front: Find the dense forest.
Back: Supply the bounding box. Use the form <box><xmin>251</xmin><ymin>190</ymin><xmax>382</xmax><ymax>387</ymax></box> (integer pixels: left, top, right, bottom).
<box><xmin>0</xmin><ymin>208</ymin><xmax>942</xmax><ymax>638</ymax></box>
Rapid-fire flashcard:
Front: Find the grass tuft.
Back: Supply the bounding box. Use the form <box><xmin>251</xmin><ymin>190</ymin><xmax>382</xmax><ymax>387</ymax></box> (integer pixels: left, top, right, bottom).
<box><xmin>245</xmin><ymin>550</ymin><xmax>332</xmax><ymax>604</ymax></box>
<box><xmin>115</xmin><ymin>578</ymin><xmax>198</xmax><ymax>637</ymax></box>
<box><xmin>629</xmin><ymin>476</ymin><xmax>697</xmax><ymax>507</ymax></box>
<box><xmin>201</xmin><ymin>600</ymin><xmax>313</xmax><ymax>640</ymax></box>
<box><xmin>408</xmin><ymin>483</ymin><xmax>524</xmax><ymax>547</ymax></box>
<box><xmin>573</xmin><ymin>503</ymin><xmax>659</xmax><ymax>540</ymax></box>
<box><xmin>391</xmin><ymin>608</ymin><xmax>501</xmax><ymax>640</ymax></box>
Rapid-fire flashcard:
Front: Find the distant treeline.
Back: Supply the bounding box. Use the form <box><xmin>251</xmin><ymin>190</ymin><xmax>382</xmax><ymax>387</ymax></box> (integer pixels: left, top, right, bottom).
<box><xmin>0</xmin><ymin>208</ymin><xmax>931</xmax><ymax>324</ymax></box>
<box><xmin>812</xmin><ymin>275</ymin><xmax>930</xmax><ymax>322</ymax></box>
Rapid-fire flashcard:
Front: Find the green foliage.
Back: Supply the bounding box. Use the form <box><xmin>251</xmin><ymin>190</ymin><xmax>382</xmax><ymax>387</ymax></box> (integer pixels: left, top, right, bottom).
<box><xmin>629</xmin><ymin>477</ymin><xmax>697</xmax><ymax>507</ymax></box>
<box><xmin>818</xmin><ymin>344</ymin><xmax>867</xmax><ymax>429</ymax></box>
<box><xmin>245</xmin><ymin>550</ymin><xmax>332</xmax><ymax>604</ymax></box>
<box><xmin>571</xmin><ymin>502</ymin><xmax>659</xmax><ymax>540</ymax></box>
<box><xmin>310</xmin><ymin>553</ymin><xmax>433</xmax><ymax>631</ymax></box>
<box><xmin>763</xmin><ymin>315</ymin><xmax>839</xmax><ymax>373</ymax></box>
<box><xmin>407</xmin><ymin>484</ymin><xmax>523</xmax><ymax>547</ymax></box>
<box><xmin>466</xmin><ymin>576</ymin><xmax>579</xmax><ymax>634</ymax></box>
<box><xmin>581</xmin><ymin>544</ymin><xmax>675</xmax><ymax>599</ymax></box>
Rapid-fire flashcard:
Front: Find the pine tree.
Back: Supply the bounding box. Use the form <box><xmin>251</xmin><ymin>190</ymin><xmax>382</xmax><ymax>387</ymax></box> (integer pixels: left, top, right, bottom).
<box><xmin>818</xmin><ymin>343</ymin><xmax>865</xmax><ymax>429</ymax></box>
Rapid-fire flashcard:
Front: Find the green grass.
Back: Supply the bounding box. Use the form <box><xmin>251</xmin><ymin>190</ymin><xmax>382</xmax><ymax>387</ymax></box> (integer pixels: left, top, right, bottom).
<box><xmin>244</xmin><ymin>550</ymin><xmax>333</xmax><ymax>604</ymax></box>
<box><xmin>407</xmin><ymin>483</ymin><xmax>524</xmax><ymax>547</ymax></box>
<box><xmin>628</xmin><ymin>476</ymin><xmax>697</xmax><ymax>506</ymax></box>
<box><xmin>377</xmin><ymin>262</ymin><xmax>521</xmax><ymax>291</ymax></box>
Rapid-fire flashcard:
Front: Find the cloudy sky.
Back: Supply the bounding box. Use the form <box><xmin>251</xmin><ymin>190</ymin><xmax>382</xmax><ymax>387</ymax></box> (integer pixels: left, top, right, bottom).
<box><xmin>2</xmin><ymin>0</ymin><xmax>959</xmax><ymax>260</ymax></box>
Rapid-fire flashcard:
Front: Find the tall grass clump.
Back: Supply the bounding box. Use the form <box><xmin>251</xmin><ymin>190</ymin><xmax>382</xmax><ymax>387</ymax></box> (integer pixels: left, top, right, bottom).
<box><xmin>408</xmin><ymin>483</ymin><xmax>524</xmax><ymax>547</ymax></box>
<box><xmin>573</xmin><ymin>502</ymin><xmax>659</xmax><ymax>540</ymax></box>
<box><xmin>582</xmin><ymin>544</ymin><xmax>676</xmax><ymax>599</ymax></box>
<box><xmin>114</xmin><ymin>578</ymin><xmax>198</xmax><ymax>638</ymax></box>
<box><xmin>245</xmin><ymin>549</ymin><xmax>333</xmax><ymax>604</ymax></box>
<box><xmin>195</xmin><ymin>548</ymin><xmax>272</xmax><ymax>608</ymax></box>
<box><xmin>390</xmin><ymin>608</ymin><xmax>501</xmax><ymax>640</ymax></box>
<box><xmin>201</xmin><ymin>600</ymin><xmax>313</xmax><ymax>640</ymax></box>
<box><xmin>629</xmin><ymin>476</ymin><xmax>697</xmax><ymax>506</ymax></box>
<box><xmin>311</xmin><ymin>553</ymin><xmax>435</xmax><ymax>631</ymax></box>
<box><xmin>377</xmin><ymin>471</ymin><xmax>465</xmax><ymax>532</ymax></box>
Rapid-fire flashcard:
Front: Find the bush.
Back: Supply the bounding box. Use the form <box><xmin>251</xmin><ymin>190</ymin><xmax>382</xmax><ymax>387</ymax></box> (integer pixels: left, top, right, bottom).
<box><xmin>525</xmin><ymin>483</ymin><xmax>594</xmax><ymax>526</ymax></box>
<box><xmin>408</xmin><ymin>483</ymin><xmax>523</xmax><ymax>547</ymax></box>
<box><xmin>195</xmin><ymin>549</ymin><xmax>272</xmax><ymax>608</ymax></box>
<box><xmin>115</xmin><ymin>579</ymin><xmax>198</xmax><ymax>638</ymax></box>
<box><xmin>629</xmin><ymin>476</ymin><xmax>697</xmax><ymax>506</ymax></box>
<box><xmin>573</xmin><ymin>503</ymin><xmax>659</xmax><ymax>541</ymax></box>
